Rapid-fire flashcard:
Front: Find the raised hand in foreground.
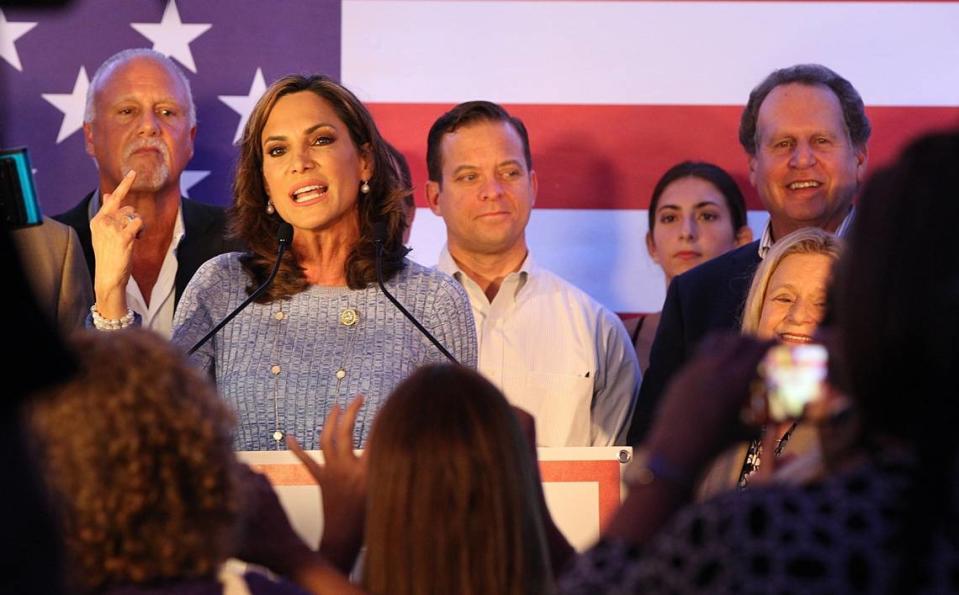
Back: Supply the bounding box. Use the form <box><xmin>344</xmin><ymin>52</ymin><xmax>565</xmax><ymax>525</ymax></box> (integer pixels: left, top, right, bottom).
<box><xmin>607</xmin><ymin>333</ymin><xmax>772</xmax><ymax>546</ymax></box>
<box><xmin>233</xmin><ymin>466</ymin><xmax>362</xmax><ymax>594</ymax></box>
<box><xmin>288</xmin><ymin>395</ymin><xmax>368</xmax><ymax>574</ymax></box>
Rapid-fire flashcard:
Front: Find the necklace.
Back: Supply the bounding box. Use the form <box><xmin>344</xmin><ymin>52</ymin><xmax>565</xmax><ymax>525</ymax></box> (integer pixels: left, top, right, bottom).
<box><xmin>267</xmin><ymin>304</ymin><xmax>360</xmax><ymax>446</ymax></box>
<box><xmin>269</xmin><ymin>307</ymin><xmax>287</xmax><ymax>445</ymax></box>
<box><xmin>335</xmin><ymin>307</ymin><xmax>360</xmax><ymax>393</ymax></box>
<box><xmin>737</xmin><ymin>420</ymin><xmax>800</xmax><ymax>487</ymax></box>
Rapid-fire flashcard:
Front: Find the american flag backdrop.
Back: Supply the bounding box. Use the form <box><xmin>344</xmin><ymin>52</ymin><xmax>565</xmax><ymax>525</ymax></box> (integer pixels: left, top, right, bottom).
<box><xmin>2</xmin><ymin>0</ymin><xmax>958</xmax><ymax>314</ymax></box>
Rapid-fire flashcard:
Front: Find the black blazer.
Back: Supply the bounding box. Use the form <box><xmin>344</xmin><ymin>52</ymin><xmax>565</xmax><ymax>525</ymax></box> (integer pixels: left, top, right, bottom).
<box><xmin>627</xmin><ymin>240</ymin><xmax>763</xmax><ymax>444</ymax></box>
<box><xmin>54</xmin><ymin>192</ymin><xmax>241</xmax><ymax>308</ymax></box>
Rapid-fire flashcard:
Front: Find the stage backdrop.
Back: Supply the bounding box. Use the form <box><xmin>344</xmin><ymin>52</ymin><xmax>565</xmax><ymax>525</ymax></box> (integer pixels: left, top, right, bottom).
<box><xmin>2</xmin><ymin>0</ymin><xmax>957</xmax><ymax>314</ymax></box>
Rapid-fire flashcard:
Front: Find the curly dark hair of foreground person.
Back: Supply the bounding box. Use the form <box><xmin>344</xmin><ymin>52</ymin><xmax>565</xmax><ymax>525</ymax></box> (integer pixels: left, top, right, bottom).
<box><xmin>26</xmin><ymin>329</ymin><xmax>240</xmax><ymax>592</ymax></box>
<box><xmin>230</xmin><ymin>74</ymin><xmax>411</xmax><ymax>303</ymax></box>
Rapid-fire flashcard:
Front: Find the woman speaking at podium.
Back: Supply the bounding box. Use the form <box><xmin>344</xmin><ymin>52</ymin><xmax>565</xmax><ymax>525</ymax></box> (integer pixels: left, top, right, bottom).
<box><xmin>172</xmin><ymin>75</ymin><xmax>476</xmax><ymax>451</ymax></box>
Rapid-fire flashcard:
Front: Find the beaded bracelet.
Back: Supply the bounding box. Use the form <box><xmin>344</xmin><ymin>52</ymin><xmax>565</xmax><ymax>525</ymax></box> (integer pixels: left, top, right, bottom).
<box><xmin>90</xmin><ymin>304</ymin><xmax>135</xmax><ymax>331</ymax></box>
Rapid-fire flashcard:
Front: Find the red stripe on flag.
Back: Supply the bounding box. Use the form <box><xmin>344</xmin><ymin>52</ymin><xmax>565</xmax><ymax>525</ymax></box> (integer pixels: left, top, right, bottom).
<box><xmin>370</xmin><ymin>103</ymin><xmax>959</xmax><ymax>210</ymax></box>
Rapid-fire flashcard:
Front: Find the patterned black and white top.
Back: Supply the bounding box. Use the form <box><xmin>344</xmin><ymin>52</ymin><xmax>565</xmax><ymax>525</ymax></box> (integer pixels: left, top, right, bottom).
<box><xmin>560</xmin><ymin>458</ymin><xmax>959</xmax><ymax>594</ymax></box>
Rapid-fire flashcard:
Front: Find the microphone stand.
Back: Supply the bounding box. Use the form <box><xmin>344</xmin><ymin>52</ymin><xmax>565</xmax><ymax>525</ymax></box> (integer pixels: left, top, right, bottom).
<box><xmin>374</xmin><ymin>232</ymin><xmax>459</xmax><ymax>365</ymax></box>
<box><xmin>188</xmin><ymin>222</ymin><xmax>293</xmax><ymax>355</ymax></box>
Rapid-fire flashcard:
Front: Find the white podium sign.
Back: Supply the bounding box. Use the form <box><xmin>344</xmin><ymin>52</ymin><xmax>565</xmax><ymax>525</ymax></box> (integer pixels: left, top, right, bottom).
<box><xmin>239</xmin><ymin>447</ymin><xmax>631</xmax><ymax>551</ymax></box>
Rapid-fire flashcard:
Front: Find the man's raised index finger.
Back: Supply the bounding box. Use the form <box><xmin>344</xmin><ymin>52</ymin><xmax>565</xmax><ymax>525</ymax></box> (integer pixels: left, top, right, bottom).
<box><xmin>102</xmin><ymin>170</ymin><xmax>137</xmax><ymax>212</ymax></box>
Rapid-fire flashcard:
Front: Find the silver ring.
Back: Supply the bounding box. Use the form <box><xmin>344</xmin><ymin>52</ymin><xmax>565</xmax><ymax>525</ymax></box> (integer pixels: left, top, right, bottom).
<box><xmin>125</xmin><ymin>213</ymin><xmax>137</xmax><ymax>223</ymax></box>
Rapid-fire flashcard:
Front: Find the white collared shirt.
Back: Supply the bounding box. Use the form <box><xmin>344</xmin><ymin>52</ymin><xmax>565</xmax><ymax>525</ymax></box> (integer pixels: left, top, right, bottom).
<box><xmin>89</xmin><ymin>190</ymin><xmax>185</xmax><ymax>338</ymax></box>
<box><xmin>437</xmin><ymin>246</ymin><xmax>641</xmax><ymax>446</ymax></box>
<box><xmin>758</xmin><ymin>207</ymin><xmax>856</xmax><ymax>259</ymax></box>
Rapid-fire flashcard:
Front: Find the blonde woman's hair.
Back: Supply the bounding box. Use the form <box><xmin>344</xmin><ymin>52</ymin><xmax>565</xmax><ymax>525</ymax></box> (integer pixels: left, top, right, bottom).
<box><xmin>741</xmin><ymin>227</ymin><xmax>843</xmax><ymax>335</ymax></box>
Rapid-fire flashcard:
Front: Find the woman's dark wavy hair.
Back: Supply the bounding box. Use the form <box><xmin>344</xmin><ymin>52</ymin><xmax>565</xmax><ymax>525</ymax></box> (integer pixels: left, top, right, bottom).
<box><xmin>833</xmin><ymin>131</ymin><xmax>959</xmax><ymax>592</ymax></box>
<box><xmin>646</xmin><ymin>161</ymin><xmax>748</xmax><ymax>234</ymax></box>
<box><xmin>230</xmin><ymin>74</ymin><xmax>410</xmax><ymax>302</ymax></box>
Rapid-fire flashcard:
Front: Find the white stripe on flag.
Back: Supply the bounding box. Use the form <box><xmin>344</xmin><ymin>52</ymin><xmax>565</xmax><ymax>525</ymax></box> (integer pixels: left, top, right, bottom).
<box><xmin>344</xmin><ymin>0</ymin><xmax>959</xmax><ymax>106</ymax></box>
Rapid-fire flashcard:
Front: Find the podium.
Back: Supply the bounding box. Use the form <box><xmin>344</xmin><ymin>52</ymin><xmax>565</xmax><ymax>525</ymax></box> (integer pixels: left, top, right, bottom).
<box><xmin>239</xmin><ymin>446</ymin><xmax>632</xmax><ymax>551</ymax></box>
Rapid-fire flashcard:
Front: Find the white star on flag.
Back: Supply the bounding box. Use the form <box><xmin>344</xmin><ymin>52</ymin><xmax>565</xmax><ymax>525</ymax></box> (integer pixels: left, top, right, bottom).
<box><xmin>219</xmin><ymin>68</ymin><xmax>267</xmax><ymax>144</ymax></box>
<box><xmin>180</xmin><ymin>169</ymin><xmax>211</xmax><ymax>198</ymax></box>
<box><xmin>0</xmin><ymin>10</ymin><xmax>38</xmax><ymax>71</ymax></box>
<box><xmin>42</xmin><ymin>66</ymin><xmax>90</xmax><ymax>144</ymax></box>
<box><xmin>130</xmin><ymin>0</ymin><xmax>211</xmax><ymax>74</ymax></box>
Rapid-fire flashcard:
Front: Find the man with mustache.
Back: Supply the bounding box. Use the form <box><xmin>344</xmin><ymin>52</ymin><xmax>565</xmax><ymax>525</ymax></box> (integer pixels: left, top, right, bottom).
<box><xmin>56</xmin><ymin>49</ymin><xmax>236</xmax><ymax>337</ymax></box>
<box><xmin>627</xmin><ymin>64</ymin><xmax>869</xmax><ymax>444</ymax></box>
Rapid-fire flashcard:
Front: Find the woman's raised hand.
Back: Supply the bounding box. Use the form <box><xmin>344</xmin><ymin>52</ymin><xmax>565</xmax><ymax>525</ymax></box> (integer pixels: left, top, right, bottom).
<box><xmin>287</xmin><ymin>395</ymin><xmax>367</xmax><ymax>573</ymax></box>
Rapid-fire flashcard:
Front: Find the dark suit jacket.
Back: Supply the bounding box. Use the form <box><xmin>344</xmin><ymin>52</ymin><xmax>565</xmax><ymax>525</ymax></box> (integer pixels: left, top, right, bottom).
<box><xmin>627</xmin><ymin>240</ymin><xmax>763</xmax><ymax>444</ymax></box>
<box><xmin>54</xmin><ymin>192</ymin><xmax>240</xmax><ymax>308</ymax></box>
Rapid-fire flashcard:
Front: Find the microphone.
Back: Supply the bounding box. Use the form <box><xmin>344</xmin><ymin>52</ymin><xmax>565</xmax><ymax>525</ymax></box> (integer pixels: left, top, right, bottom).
<box><xmin>188</xmin><ymin>221</ymin><xmax>293</xmax><ymax>355</ymax></box>
<box><xmin>373</xmin><ymin>220</ymin><xmax>459</xmax><ymax>364</ymax></box>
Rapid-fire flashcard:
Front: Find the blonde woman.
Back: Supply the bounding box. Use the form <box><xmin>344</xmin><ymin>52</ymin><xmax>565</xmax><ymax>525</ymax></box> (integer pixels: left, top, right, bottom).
<box><xmin>698</xmin><ymin>227</ymin><xmax>842</xmax><ymax>498</ymax></box>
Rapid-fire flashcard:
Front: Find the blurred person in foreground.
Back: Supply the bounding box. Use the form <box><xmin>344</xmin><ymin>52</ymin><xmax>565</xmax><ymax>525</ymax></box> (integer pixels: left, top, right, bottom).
<box><xmin>25</xmin><ymin>329</ymin><xmax>325</xmax><ymax>594</ymax></box>
<box><xmin>285</xmin><ymin>364</ymin><xmax>567</xmax><ymax>594</ymax></box>
<box><xmin>559</xmin><ymin>132</ymin><xmax>959</xmax><ymax>593</ymax></box>
<box><xmin>1</xmin><ymin>225</ymin><xmax>77</xmax><ymax>594</ymax></box>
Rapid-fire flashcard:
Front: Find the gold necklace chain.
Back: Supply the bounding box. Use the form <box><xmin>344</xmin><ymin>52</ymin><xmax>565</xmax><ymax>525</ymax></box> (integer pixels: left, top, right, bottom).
<box><xmin>269</xmin><ymin>307</ymin><xmax>287</xmax><ymax>446</ymax></box>
<box><xmin>335</xmin><ymin>307</ymin><xmax>360</xmax><ymax>394</ymax></box>
<box><xmin>268</xmin><ymin>305</ymin><xmax>360</xmax><ymax>447</ymax></box>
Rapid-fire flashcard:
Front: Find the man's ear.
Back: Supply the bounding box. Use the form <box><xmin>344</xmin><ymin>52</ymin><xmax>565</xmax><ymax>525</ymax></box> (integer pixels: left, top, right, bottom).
<box><xmin>425</xmin><ymin>180</ymin><xmax>443</xmax><ymax>216</ymax></box>
<box><xmin>83</xmin><ymin>122</ymin><xmax>96</xmax><ymax>157</ymax></box>
<box><xmin>854</xmin><ymin>144</ymin><xmax>869</xmax><ymax>186</ymax></box>
<box><xmin>645</xmin><ymin>231</ymin><xmax>660</xmax><ymax>265</ymax></box>
<box><xmin>529</xmin><ymin>169</ymin><xmax>538</xmax><ymax>208</ymax></box>
<box><xmin>734</xmin><ymin>224</ymin><xmax>754</xmax><ymax>247</ymax></box>
<box><xmin>747</xmin><ymin>154</ymin><xmax>758</xmax><ymax>188</ymax></box>
<box><xmin>187</xmin><ymin>125</ymin><xmax>197</xmax><ymax>160</ymax></box>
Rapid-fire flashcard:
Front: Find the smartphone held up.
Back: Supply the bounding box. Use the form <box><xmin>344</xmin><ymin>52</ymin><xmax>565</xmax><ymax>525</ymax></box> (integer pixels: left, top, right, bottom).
<box><xmin>760</xmin><ymin>343</ymin><xmax>829</xmax><ymax>422</ymax></box>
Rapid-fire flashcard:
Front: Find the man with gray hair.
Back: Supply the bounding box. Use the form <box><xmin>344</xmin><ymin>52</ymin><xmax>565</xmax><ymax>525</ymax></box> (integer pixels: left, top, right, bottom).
<box><xmin>628</xmin><ymin>63</ymin><xmax>870</xmax><ymax>444</ymax></box>
<box><xmin>56</xmin><ymin>49</ymin><xmax>236</xmax><ymax>337</ymax></box>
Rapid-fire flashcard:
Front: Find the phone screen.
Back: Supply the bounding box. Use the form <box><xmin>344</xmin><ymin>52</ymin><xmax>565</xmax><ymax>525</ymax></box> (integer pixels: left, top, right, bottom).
<box><xmin>761</xmin><ymin>343</ymin><xmax>828</xmax><ymax>422</ymax></box>
<box><xmin>0</xmin><ymin>147</ymin><xmax>43</xmax><ymax>229</ymax></box>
